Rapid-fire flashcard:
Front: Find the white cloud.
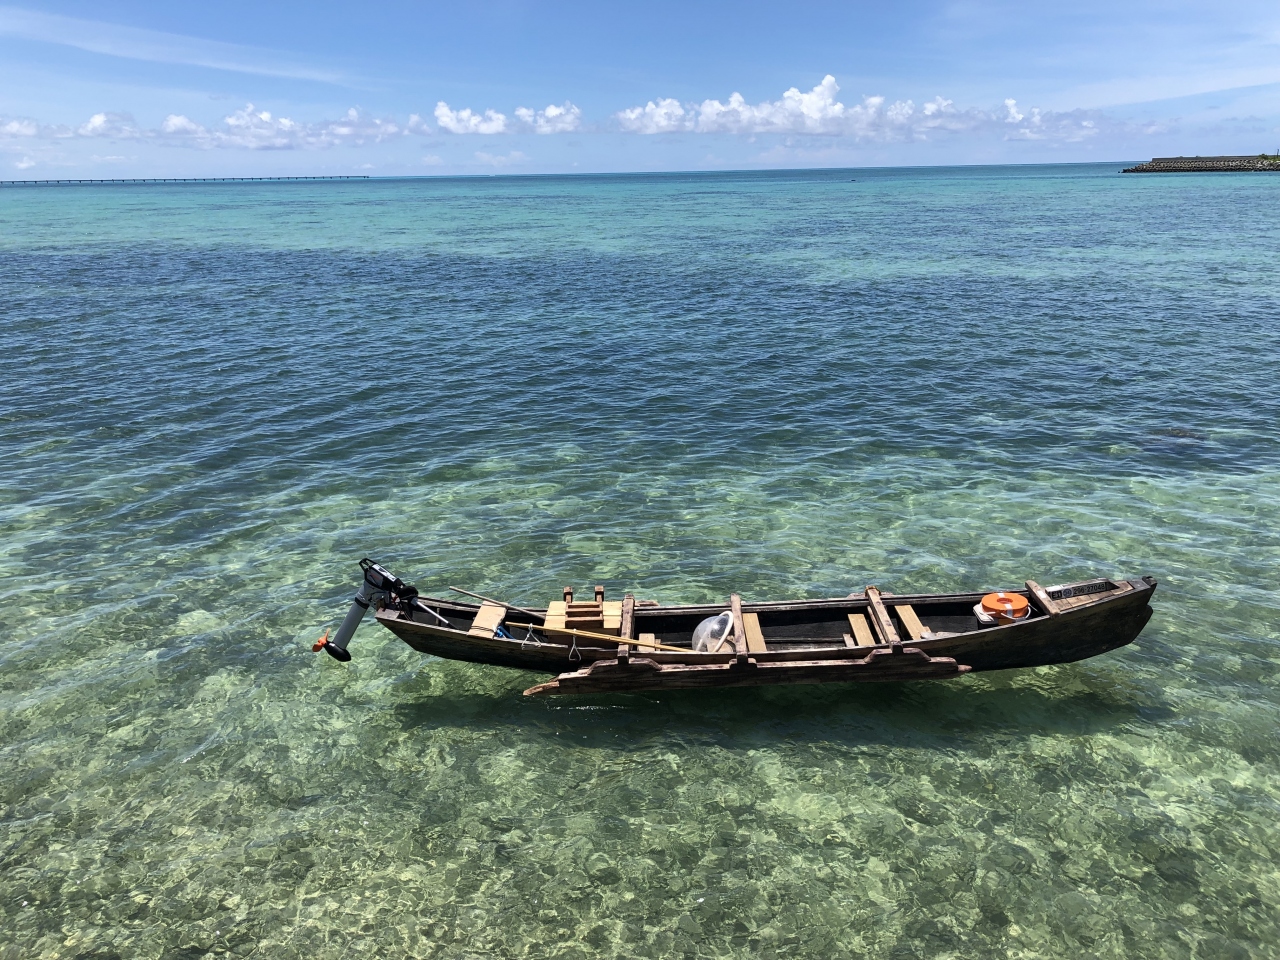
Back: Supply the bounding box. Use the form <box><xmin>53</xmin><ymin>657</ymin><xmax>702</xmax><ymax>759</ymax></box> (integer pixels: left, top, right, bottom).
<box><xmin>618</xmin><ymin>75</ymin><xmax>1125</xmax><ymax>143</ymax></box>
<box><xmin>695</xmin><ymin>75</ymin><xmax>847</xmax><ymax>133</ymax></box>
<box><xmin>0</xmin><ymin>4</ymin><xmax>345</xmax><ymax>83</ymax></box>
<box><xmin>310</xmin><ymin>107</ymin><xmax>402</xmax><ymax>145</ymax></box>
<box><xmin>422</xmin><ymin>154</ymin><xmax>444</xmax><ymax>166</ymax></box>
<box><xmin>435</xmin><ymin>102</ymin><xmax>507</xmax><ymax>134</ymax></box>
<box><xmin>474</xmin><ymin>150</ymin><xmax>527</xmax><ymax>167</ymax></box>
<box><xmin>616</xmin><ymin>97</ymin><xmax>689</xmax><ymax>134</ymax></box>
<box><xmin>4</xmin><ymin>104</ymin><xmax>423</xmax><ymax>150</ymax></box>
<box><xmin>78</xmin><ymin>112</ymin><xmax>142</xmax><ymax>138</ymax></box>
<box><xmin>161</xmin><ymin>114</ymin><xmax>202</xmax><ymax>135</ymax></box>
<box><xmin>154</xmin><ymin>104</ymin><xmax>408</xmax><ymax>149</ymax></box>
<box><xmin>14</xmin><ymin>155</ymin><xmax>34</xmax><ymax>169</ymax></box>
<box><xmin>1</xmin><ymin>117</ymin><xmax>38</xmax><ymax>136</ymax></box>
<box><xmin>514</xmin><ymin>101</ymin><xmax>582</xmax><ymax>134</ymax></box>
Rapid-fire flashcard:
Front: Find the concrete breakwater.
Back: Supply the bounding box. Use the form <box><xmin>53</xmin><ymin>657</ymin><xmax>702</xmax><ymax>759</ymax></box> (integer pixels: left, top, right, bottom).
<box><xmin>1123</xmin><ymin>155</ymin><xmax>1280</xmax><ymax>173</ymax></box>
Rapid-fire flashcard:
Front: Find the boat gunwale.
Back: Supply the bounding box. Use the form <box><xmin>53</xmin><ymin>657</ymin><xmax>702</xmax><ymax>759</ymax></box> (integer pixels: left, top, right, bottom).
<box><xmin>377</xmin><ymin>577</ymin><xmax>1153</xmax><ymax>667</ymax></box>
<box><xmin>405</xmin><ymin>577</ymin><xmax>1143</xmax><ymax>620</ymax></box>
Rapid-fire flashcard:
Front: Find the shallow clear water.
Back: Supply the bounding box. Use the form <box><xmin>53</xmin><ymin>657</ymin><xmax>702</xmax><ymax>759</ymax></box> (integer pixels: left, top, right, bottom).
<box><xmin>2</xmin><ymin>164</ymin><xmax>1279</xmax><ymax>959</ymax></box>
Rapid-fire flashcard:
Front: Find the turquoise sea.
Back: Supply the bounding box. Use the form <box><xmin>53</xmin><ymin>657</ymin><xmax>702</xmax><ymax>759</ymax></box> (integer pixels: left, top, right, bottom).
<box><xmin>2</xmin><ymin>164</ymin><xmax>1279</xmax><ymax>958</ymax></box>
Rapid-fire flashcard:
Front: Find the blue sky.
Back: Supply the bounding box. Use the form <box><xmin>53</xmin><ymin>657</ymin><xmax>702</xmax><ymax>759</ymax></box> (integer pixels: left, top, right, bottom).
<box><xmin>2</xmin><ymin>1</ymin><xmax>1278</xmax><ymax>176</ymax></box>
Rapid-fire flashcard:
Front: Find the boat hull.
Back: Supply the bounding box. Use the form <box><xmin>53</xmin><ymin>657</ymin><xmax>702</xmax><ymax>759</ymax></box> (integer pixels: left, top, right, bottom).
<box><xmin>371</xmin><ymin>576</ymin><xmax>1156</xmax><ymax>694</ymax></box>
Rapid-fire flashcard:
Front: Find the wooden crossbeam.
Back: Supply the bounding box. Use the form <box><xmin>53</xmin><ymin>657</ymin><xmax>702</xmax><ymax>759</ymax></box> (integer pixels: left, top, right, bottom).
<box><xmin>863</xmin><ymin>586</ymin><xmax>901</xmax><ymax>645</ymax></box>
<box><xmin>1025</xmin><ymin>580</ymin><xmax>1061</xmax><ymax>617</ymax></box>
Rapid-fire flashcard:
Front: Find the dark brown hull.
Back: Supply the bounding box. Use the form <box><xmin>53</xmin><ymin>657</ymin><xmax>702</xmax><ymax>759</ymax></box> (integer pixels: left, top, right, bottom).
<box><xmin>371</xmin><ymin>575</ymin><xmax>1156</xmax><ymax>696</ymax></box>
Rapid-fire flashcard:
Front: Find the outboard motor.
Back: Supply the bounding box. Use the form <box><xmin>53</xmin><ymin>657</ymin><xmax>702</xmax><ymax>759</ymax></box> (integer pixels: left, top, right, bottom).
<box><xmin>313</xmin><ymin>559</ymin><xmax>415</xmax><ymax>662</ymax></box>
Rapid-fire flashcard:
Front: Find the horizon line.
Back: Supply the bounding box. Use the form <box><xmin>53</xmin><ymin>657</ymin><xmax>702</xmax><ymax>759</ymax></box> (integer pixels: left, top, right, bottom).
<box><xmin>2</xmin><ymin>158</ymin><xmax>1161</xmax><ymax>187</ymax></box>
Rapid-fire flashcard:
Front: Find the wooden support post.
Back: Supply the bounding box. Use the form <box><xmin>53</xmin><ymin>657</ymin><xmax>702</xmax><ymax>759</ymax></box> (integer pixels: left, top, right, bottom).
<box><xmin>620</xmin><ymin>594</ymin><xmax>635</xmax><ymax>641</ymax></box>
<box><xmin>864</xmin><ymin>586</ymin><xmax>901</xmax><ymax>645</ymax></box>
<box><xmin>729</xmin><ymin>594</ymin><xmax>748</xmax><ymax>660</ymax></box>
<box><xmin>594</xmin><ymin>585</ymin><xmax>605</xmax><ymax>603</ymax></box>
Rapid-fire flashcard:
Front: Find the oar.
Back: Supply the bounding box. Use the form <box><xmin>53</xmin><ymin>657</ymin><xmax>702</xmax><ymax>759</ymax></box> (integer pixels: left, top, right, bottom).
<box><xmin>447</xmin><ymin>586</ymin><xmax>542</xmax><ymax>621</ymax></box>
<box><xmin>505</xmin><ymin>621</ymin><xmax>691</xmax><ymax>654</ymax></box>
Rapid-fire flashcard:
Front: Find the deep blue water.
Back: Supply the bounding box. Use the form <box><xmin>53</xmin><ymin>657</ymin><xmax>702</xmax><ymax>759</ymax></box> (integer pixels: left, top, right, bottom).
<box><xmin>2</xmin><ymin>164</ymin><xmax>1279</xmax><ymax>958</ymax></box>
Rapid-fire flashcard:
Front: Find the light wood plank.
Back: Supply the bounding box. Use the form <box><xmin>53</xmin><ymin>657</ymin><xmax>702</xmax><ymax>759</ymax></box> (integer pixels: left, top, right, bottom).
<box><xmin>742</xmin><ymin>611</ymin><xmax>768</xmax><ymax>653</ymax></box>
<box><xmin>893</xmin><ymin>604</ymin><xmax>928</xmax><ymax>640</ymax></box>
<box><xmin>468</xmin><ymin>601</ymin><xmax>507</xmax><ymax>637</ymax></box>
<box><xmin>544</xmin><ymin>600</ymin><xmax>567</xmax><ymax>632</ymax></box>
<box><xmin>847</xmin><ymin>613</ymin><xmax>875</xmax><ymax>646</ymax></box>
<box><xmin>602</xmin><ymin>600</ymin><xmax>623</xmax><ymax>633</ymax></box>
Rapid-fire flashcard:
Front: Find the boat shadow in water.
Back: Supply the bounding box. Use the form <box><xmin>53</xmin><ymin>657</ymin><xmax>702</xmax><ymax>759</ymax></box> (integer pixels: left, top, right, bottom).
<box><xmin>388</xmin><ymin>662</ymin><xmax>1173</xmax><ymax>749</ymax></box>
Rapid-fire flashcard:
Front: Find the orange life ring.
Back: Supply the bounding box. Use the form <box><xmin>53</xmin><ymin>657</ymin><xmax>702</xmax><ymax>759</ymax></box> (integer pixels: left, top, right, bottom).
<box><xmin>980</xmin><ymin>591</ymin><xmax>1030</xmax><ymax>622</ymax></box>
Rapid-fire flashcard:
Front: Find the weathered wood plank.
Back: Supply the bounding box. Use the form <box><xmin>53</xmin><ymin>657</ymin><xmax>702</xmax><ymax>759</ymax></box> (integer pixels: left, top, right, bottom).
<box><xmin>620</xmin><ymin>594</ymin><xmax>635</xmax><ymax>640</ymax></box>
<box><xmin>864</xmin><ymin>586</ymin><xmax>901</xmax><ymax>644</ymax></box>
<box><xmin>524</xmin><ymin>646</ymin><xmax>971</xmax><ymax>696</ymax></box>
<box><xmin>729</xmin><ymin>594</ymin><xmax>747</xmax><ymax>656</ymax></box>
<box><xmin>1024</xmin><ymin>580</ymin><xmax>1061</xmax><ymax>617</ymax></box>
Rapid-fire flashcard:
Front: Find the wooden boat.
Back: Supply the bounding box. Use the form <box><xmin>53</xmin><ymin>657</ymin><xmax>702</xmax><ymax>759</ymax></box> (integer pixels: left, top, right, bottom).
<box><xmin>315</xmin><ymin>560</ymin><xmax>1156</xmax><ymax>696</ymax></box>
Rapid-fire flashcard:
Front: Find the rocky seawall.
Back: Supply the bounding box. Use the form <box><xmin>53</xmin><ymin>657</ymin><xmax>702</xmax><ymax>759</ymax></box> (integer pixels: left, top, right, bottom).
<box><xmin>1123</xmin><ymin>156</ymin><xmax>1280</xmax><ymax>173</ymax></box>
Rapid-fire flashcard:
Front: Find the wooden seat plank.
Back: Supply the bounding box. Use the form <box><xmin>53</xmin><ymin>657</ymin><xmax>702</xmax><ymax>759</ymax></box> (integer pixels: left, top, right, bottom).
<box><xmin>893</xmin><ymin>604</ymin><xmax>929</xmax><ymax>641</ymax></box>
<box><xmin>544</xmin><ymin>600</ymin><xmax>567</xmax><ymax>632</ymax></box>
<box><xmin>742</xmin><ymin>611</ymin><xmax>768</xmax><ymax>653</ymax></box>
<box><xmin>468</xmin><ymin>601</ymin><xmax>507</xmax><ymax>638</ymax></box>
<box><xmin>602</xmin><ymin>600</ymin><xmax>623</xmax><ymax>633</ymax></box>
<box><xmin>847</xmin><ymin>613</ymin><xmax>876</xmax><ymax>646</ymax></box>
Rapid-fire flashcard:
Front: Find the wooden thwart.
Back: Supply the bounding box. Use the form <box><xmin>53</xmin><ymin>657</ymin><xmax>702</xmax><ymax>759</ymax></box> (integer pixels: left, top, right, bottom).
<box><xmin>847</xmin><ymin>613</ymin><xmax>875</xmax><ymax>647</ymax></box>
<box><xmin>893</xmin><ymin>604</ymin><xmax>929</xmax><ymax>641</ymax></box>
<box><xmin>741</xmin><ymin>612</ymin><xmax>768</xmax><ymax>653</ymax></box>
